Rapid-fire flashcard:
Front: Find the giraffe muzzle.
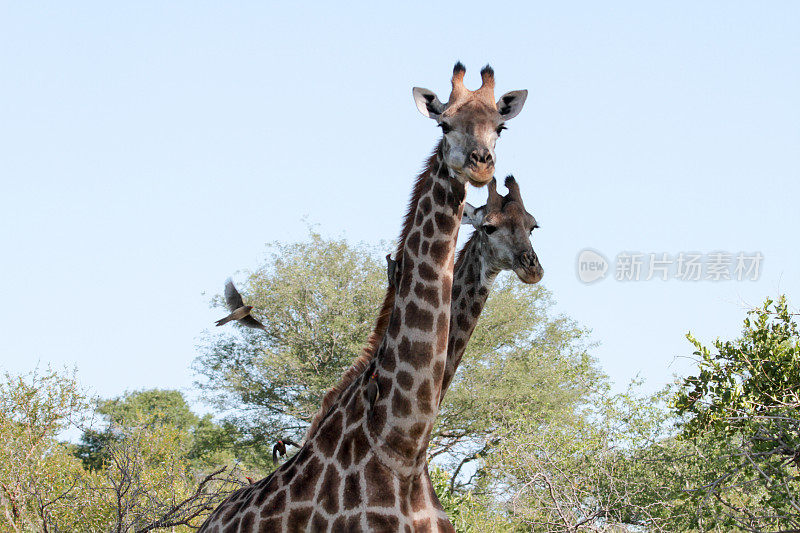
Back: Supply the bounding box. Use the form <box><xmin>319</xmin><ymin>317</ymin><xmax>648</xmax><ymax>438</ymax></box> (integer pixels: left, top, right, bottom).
<box><xmin>514</xmin><ymin>251</ymin><xmax>544</xmax><ymax>284</ymax></box>
<box><xmin>464</xmin><ymin>163</ymin><xmax>495</xmax><ymax>186</ymax></box>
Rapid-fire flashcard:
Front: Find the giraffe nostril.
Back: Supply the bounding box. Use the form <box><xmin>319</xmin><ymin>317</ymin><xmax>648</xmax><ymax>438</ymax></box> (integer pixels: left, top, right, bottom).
<box><xmin>470</xmin><ymin>150</ymin><xmax>491</xmax><ymax>165</ymax></box>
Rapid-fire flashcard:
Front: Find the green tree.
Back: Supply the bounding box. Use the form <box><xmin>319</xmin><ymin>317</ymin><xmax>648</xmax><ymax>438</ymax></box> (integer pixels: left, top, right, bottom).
<box><xmin>96</xmin><ymin>389</ymin><xmax>200</xmax><ymax>430</ymax></box>
<box><xmin>193</xmin><ymin>231</ymin><xmax>387</xmax><ymax>464</ymax></box>
<box><xmin>432</xmin><ymin>275</ymin><xmax>602</xmax><ymax>491</ymax></box>
<box><xmin>0</xmin><ymin>372</ymin><xmax>249</xmax><ymax>532</ymax></box>
<box><xmin>0</xmin><ymin>367</ymin><xmax>90</xmax><ymax>532</ymax></box>
<box><xmin>76</xmin><ymin>389</ymin><xmax>200</xmax><ymax>472</ymax></box>
<box><xmin>672</xmin><ymin>295</ymin><xmax>800</xmax><ymax>531</ymax></box>
<box><xmin>194</xmin><ymin>231</ymin><xmax>601</xmax><ymax>487</ymax></box>
<box><xmin>472</xmin><ymin>383</ymin><xmax>677</xmax><ymax>532</ymax></box>
<box><xmin>429</xmin><ymin>466</ymin><xmax>519</xmax><ymax>533</ymax></box>
<box><xmin>74</xmin><ymin>389</ymin><xmax>239</xmax><ymax>473</ymax></box>
<box><xmin>72</xmin><ymin>388</ymin><xmax>248</xmax><ymax>531</ymax></box>
<box><xmin>76</xmin><ymin>416</ymin><xmax>241</xmax><ymax>533</ymax></box>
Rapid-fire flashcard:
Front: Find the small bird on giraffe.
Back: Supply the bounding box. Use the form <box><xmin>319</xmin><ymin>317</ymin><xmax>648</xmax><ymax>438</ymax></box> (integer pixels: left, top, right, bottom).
<box><xmin>385</xmin><ymin>253</ymin><xmax>400</xmax><ymax>289</ymax></box>
<box><xmin>365</xmin><ymin>370</ymin><xmax>380</xmax><ymax>419</ymax></box>
<box><xmin>215</xmin><ymin>279</ymin><xmax>266</xmax><ymax>330</ymax></box>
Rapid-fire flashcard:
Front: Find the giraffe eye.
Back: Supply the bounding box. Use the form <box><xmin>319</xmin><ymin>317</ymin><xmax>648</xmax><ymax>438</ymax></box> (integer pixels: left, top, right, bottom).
<box><xmin>496</xmin><ymin>124</ymin><xmax>507</xmax><ymax>135</ymax></box>
<box><xmin>439</xmin><ymin>122</ymin><xmax>453</xmax><ymax>134</ymax></box>
<box><xmin>483</xmin><ymin>225</ymin><xmax>497</xmax><ymax>235</ymax></box>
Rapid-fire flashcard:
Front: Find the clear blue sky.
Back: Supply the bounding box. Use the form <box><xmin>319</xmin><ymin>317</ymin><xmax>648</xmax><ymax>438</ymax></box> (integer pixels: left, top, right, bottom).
<box><xmin>1</xmin><ymin>2</ymin><xmax>798</xmax><ymax>404</ymax></box>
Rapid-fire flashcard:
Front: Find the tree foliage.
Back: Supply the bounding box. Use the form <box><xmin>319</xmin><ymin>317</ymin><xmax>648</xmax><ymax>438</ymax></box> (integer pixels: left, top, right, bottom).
<box><xmin>672</xmin><ymin>295</ymin><xmax>800</xmax><ymax>531</ymax></box>
<box><xmin>0</xmin><ymin>371</ymin><xmax>245</xmax><ymax>532</ymax></box>
<box><xmin>76</xmin><ymin>415</ymin><xmax>241</xmax><ymax>533</ymax></box>
<box><xmin>194</xmin><ymin>231</ymin><xmax>387</xmax><ymax>463</ymax></box>
<box><xmin>433</xmin><ymin>275</ymin><xmax>602</xmax><ymax>490</ymax></box>
<box><xmin>8</xmin><ymin>235</ymin><xmax>795</xmax><ymax>532</ymax></box>
<box><xmin>0</xmin><ymin>367</ymin><xmax>89</xmax><ymax>531</ymax></box>
<box><xmin>193</xmin><ymin>231</ymin><xmax>600</xmax><ymax>482</ymax></box>
<box><xmin>71</xmin><ymin>389</ymin><xmax>248</xmax><ymax>532</ymax></box>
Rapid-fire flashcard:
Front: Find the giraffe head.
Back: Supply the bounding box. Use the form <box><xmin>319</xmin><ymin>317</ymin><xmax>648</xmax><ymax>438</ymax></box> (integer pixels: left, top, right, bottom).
<box><xmin>413</xmin><ymin>62</ymin><xmax>527</xmax><ymax>187</ymax></box>
<box><xmin>463</xmin><ymin>175</ymin><xmax>543</xmax><ymax>283</ymax></box>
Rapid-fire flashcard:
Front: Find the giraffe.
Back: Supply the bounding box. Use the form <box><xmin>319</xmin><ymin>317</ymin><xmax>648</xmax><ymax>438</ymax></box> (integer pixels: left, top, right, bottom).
<box><xmin>380</xmin><ymin>174</ymin><xmax>543</xmax><ymax>400</ymax></box>
<box><xmin>325</xmin><ymin>175</ymin><xmax>544</xmax><ymax>527</ymax></box>
<box><xmin>438</xmin><ymin>174</ymin><xmax>543</xmax><ymax>402</ymax></box>
<box><xmin>199</xmin><ymin>63</ymin><xmax>528</xmax><ymax>533</ymax></box>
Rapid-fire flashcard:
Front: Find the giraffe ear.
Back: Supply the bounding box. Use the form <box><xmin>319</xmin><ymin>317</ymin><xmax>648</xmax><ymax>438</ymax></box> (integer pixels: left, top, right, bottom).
<box><xmin>462</xmin><ymin>203</ymin><xmax>485</xmax><ymax>228</ymax></box>
<box><xmin>497</xmin><ymin>90</ymin><xmax>528</xmax><ymax>121</ymax></box>
<box><xmin>413</xmin><ymin>87</ymin><xmax>445</xmax><ymax>120</ymax></box>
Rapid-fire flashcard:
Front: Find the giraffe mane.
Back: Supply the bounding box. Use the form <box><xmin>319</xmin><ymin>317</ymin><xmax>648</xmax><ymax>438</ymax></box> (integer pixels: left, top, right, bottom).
<box><xmin>303</xmin><ymin>141</ymin><xmax>444</xmax><ymax>442</ymax></box>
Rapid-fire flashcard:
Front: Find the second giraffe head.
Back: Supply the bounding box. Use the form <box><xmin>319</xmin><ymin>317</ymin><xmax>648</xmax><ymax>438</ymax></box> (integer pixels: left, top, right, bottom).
<box><xmin>464</xmin><ymin>175</ymin><xmax>544</xmax><ymax>284</ymax></box>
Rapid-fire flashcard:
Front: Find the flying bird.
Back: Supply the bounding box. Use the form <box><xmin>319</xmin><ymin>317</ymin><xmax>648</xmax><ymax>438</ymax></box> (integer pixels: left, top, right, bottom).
<box><xmin>215</xmin><ymin>279</ymin><xmax>266</xmax><ymax>330</ymax></box>
<box><xmin>272</xmin><ymin>438</ymin><xmax>301</xmax><ymax>465</ymax></box>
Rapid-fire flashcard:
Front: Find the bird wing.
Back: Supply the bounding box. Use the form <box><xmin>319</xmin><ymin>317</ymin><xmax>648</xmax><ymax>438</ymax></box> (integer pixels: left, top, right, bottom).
<box><xmin>239</xmin><ymin>315</ymin><xmax>266</xmax><ymax>330</ymax></box>
<box><xmin>224</xmin><ymin>279</ymin><xmax>245</xmax><ymax>311</ymax></box>
<box><xmin>272</xmin><ymin>443</ymin><xmax>280</xmax><ymax>465</ymax></box>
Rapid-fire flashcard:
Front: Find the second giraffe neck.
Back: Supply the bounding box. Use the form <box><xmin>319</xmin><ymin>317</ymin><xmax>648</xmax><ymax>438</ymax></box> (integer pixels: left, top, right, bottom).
<box><xmin>440</xmin><ymin>235</ymin><xmax>499</xmax><ymax>402</ymax></box>
<box><xmin>366</xmin><ymin>144</ymin><xmax>466</xmax><ymax>474</ymax></box>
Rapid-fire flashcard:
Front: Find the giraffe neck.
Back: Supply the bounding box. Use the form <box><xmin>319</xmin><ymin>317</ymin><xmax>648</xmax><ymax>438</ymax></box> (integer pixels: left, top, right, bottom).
<box><xmin>440</xmin><ymin>234</ymin><xmax>499</xmax><ymax>402</ymax></box>
<box><xmin>367</xmin><ymin>142</ymin><xmax>466</xmax><ymax>472</ymax></box>
<box><xmin>197</xmin><ymin>142</ymin><xmax>467</xmax><ymax>533</ymax></box>
<box><xmin>407</xmin><ymin>234</ymin><xmax>499</xmax><ymax>530</ymax></box>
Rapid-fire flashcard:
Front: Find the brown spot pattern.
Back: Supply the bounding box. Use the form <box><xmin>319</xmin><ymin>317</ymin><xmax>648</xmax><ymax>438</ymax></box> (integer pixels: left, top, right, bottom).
<box><xmin>336</xmin><ymin>436</ymin><xmax>352</xmax><ymax>469</ymax></box>
<box><xmin>405</xmin><ymin>300</ymin><xmax>433</xmax><ymax>331</ymax></box>
<box><xmin>435</xmin><ymin>212</ymin><xmax>455</xmax><ymax>234</ymax></box>
<box><xmin>351</xmin><ymin>429</ymin><xmax>370</xmax><ymax>464</ymax></box>
<box><xmin>422</xmin><ymin>219</ymin><xmax>434</xmax><ymax>237</ymax></box>
<box><xmin>396</xmin><ymin>370</ymin><xmax>413</xmax><ymax>390</ymax></box>
<box><xmin>343</xmin><ymin>472</ymin><xmax>361</xmax><ymax>510</ymax></box>
<box><xmin>417</xmin><ymin>262</ymin><xmax>438</xmax><ymax>281</ymax></box>
<box><xmin>316</xmin><ymin>411</ymin><xmax>342</xmax><ymax>457</ymax></box>
<box><xmin>432</xmin><ymin>183</ymin><xmax>446</xmax><ymax>205</ymax></box>
<box><xmin>287</xmin><ymin>507</ymin><xmax>311</xmax><ymax>532</ymax></box>
<box><xmin>406</xmin><ymin>230</ymin><xmax>421</xmax><ymax>255</ymax></box>
<box><xmin>413</xmin><ymin>282</ymin><xmax>439</xmax><ymax>307</ymax></box>
<box><xmin>368</xmin><ymin>513</ymin><xmax>400</xmax><ymax>531</ymax></box>
<box><xmin>258</xmin><ymin>518</ymin><xmax>281</xmax><ymax>532</ymax></box>
<box><xmin>319</xmin><ymin>466</ymin><xmax>341</xmax><ymax>514</ymax></box>
<box><xmin>365</xmin><ymin>457</ymin><xmax>395</xmax><ymax>507</ymax></box>
<box><xmin>311</xmin><ymin>513</ymin><xmax>327</xmax><ymax>531</ymax></box>
<box><xmin>392</xmin><ymin>390</ymin><xmax>412</xmax><ymax>417</ymax></box>
<box><xmin>239</xmin><ymin>511</ymin><xmax>255</xmax><ymax>531</ymax></box>
<box><xmin>417</xmin><ymin>380</ymin><xmax>432</xmax><ymax>412</ymax></box>
<box><xmin>290</xmin><ymin>456</ymin><xmax>322</xmax><ymax>501</ymax></box>
<box><xmin>414</xmin><ymin>519</ymin><xmax>433</xmax><ymax>533</ymax></box>
<box><xmin>386</xmin><ymin>430</ymin><xmax>416</xmax><ymax>458</ymax></box>
<box><xmin>261</xmin><ymin>489</ymin><xmax>286</xmax><ymax>517</ymax></box>
<box><xmin>432</xmin><ymin>361</ymin><xmax>444</xmax><ymax>383</ymax></box>
<box><xmin>436</xmin><ymin>312</ymin><xmax>449</xmax><ymax>353</ymax></box>
<box><xmin>430</xmin><ymin>239</ymin><xmax>450</xmax><ymax>266</ymax></box>
<box><xmin>419</xmin><ymin>196</ymin><xmax>432</xmax><ymax>215</ymax></box>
